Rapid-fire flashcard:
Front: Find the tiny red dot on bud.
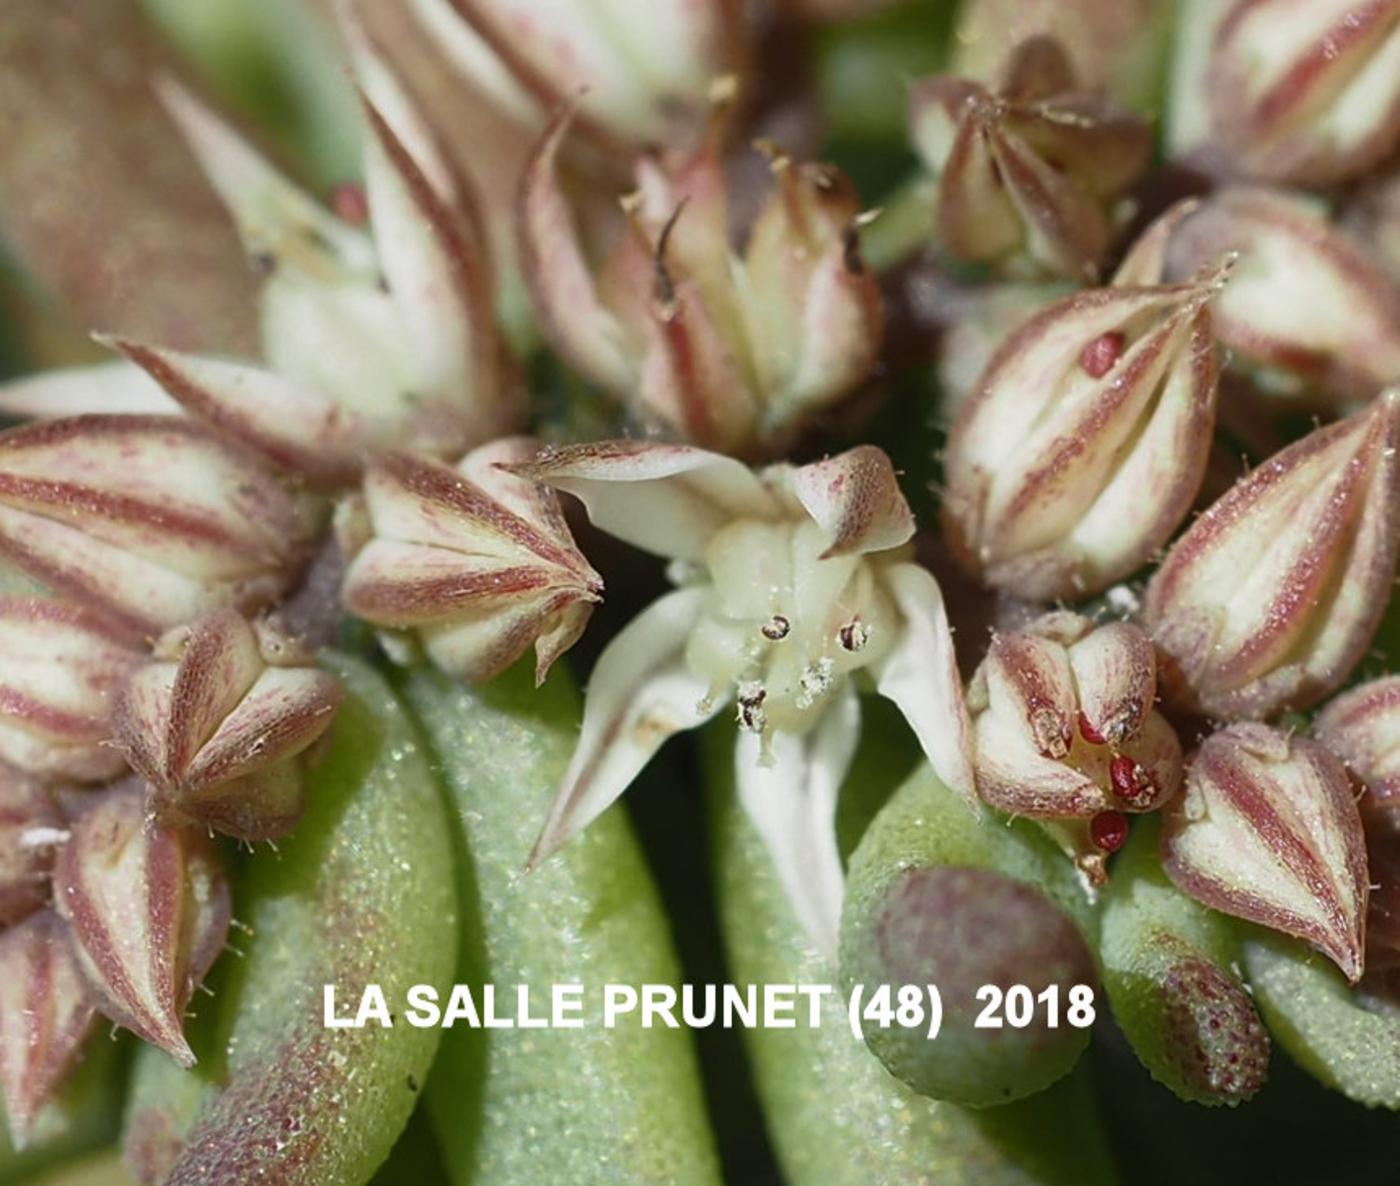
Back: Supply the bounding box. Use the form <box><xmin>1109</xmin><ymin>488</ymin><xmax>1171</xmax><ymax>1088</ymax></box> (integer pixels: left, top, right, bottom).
<box><xmin>1090</xmin><ymin>810</ymin><xmax>1129</xmax><ymax>853</ymax></box>
<box><xmin>1080</xmin><ymin>332</ymin><xmax>1125</xmax><ymax>379</ymax></box>
<box><xmin>1077</xmin><ymin>711</ymin><xmax>1106</xmax><ymax>745</ymax></box>
<box><xmin>331</xmin><ymin>182</ymin><xmax>370</xmax><ymax>227</ymax></box>
<box><xmin>1110</xmin><ymin>754</ymin><xmax>1158</xmax><ymax>808</ymax></box>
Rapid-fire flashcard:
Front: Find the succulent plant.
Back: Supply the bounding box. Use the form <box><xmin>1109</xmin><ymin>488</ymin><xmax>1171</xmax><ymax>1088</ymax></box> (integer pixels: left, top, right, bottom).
<box><xmin>1</xmin><ymin>1</ymin><xmax>1399</xmax><ymax>1184</ymax></box>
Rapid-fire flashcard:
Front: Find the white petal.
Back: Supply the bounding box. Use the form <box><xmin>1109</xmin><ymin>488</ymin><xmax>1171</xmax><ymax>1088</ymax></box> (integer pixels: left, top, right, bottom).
<box><xmin>735</xmin><ymin>685</ymin><xmax>860</xmax><ymax>957</ymax></box>
<box><xmin>528</xmin><ymin>587</ymin><xmax>716</xmax><ymax>868</ymax></box>
<box><xmin>874</xmin><ymin>562</ymin><xmax>979</xmax><ymax>814</ymax></box>
<box><xmin>785</xmin><ymin>445</ymin><xmax>915</xmax><ymax>559</ymax></box>
<box><xmin>517</xmin><ymin>440</ymin><xmax>778</xmax><ymax>561</ymax></box>
<box><xmin>0</xmin><ymin>361</ymin><xmax>179</xmax><ymax>419</ymax></box>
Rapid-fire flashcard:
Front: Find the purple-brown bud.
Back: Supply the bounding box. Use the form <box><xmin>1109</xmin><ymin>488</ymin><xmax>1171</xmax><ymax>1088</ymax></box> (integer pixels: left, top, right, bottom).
<box><xmin>1159</xmin><ymin>188</ymin><xmax>1400</xmax><ymax>405</ymax></box>
<box><xmin>114</xmin><ymin>612</ymin><xmax>342</xmax><ymax>842</ymax></box>
<box><xmin>1206</xmin><ymin>0</ymin><xmax>1400</xmax><ymax>186</ymax></box>
<box><xmin>1145</xmin><ymin>390</ymin><xmax>1400</xmax><ymax>720</ymax></box>
<box><xmin>52</xmin><ymin>789</ymin><xmax>230</xmax><ymax>1066</ymax></box>
<box><xmin>968</xmin><ymin>612</ymin><xmax>1182</xmax><ymax>880</ymax></box>
<box><xmin>0</xmin><ymin>910</ymin><xmax>98</xmax><ymax>1149</ymax></box>
<box><xmin>909</xmin><ymin>37</ymin><xmax>1152</xmax><ymax>280</ymax></box>
<box><xmin>941</xmin><ymin>263</ymin><xmax>1223</xmax><ymax>601</ymax></box>
<box><xmin>519</xmin><ymin>115</ymin><xmax>881</xmax><ymax>457</ymax></box>
<box><xmin>0</xmin><ymin>598</ymin><xmax>141</xmax><ymax>782</ymax></box>
<box><xmin>341</xmin><ymin>438</ymin><xmax>602</xmax><ymax>685</ymax></box>
<box><xmin>1161</xmin><ymin>723</ymin><xmax>1369</xmax><ymax>982</ymax></box>
<box><xmin>0</xmin><ymin>417</ymin><xmax>313</xmax><ymax>641</ymax></box>
<box><xmin>0</xmin><ymin>769</ymin><xmax>64</xmax><ymax>926</ymax></box>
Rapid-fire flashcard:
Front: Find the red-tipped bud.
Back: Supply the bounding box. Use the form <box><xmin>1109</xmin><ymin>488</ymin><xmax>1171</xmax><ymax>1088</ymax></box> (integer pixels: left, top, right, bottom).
<box><xmin>968</xmin><ymin>613</ymin><xmax>1183</xmax><ymax>834</ymax></box>
<box><xmin>341</xmin><ymin>439</ymin><xmax>603</xmax><ymax>685</ymax></box>
<box><xmin>1162</xmin><ymin>724</ymin><xmax>1369</xmax><ymax>982</ymax></box>
<box><xmin>1146</xmin><ymin>391</ymin><xmax>1400</xmax><ymax>720</ymax></box>
<box><xmin>115</xmin><ymin>612</ymin><xmax>341</xmax><ymax>842</ymax></box>
<box><xmin>0</xmin><ymin>598</ymin><xmax>141</xmax><ymax>782</ymax></box>
<box><xmin>52</xmin><ymin>789</ymin><xmax>229</xmax><ymax>1066</ymax></box>
<box><xmin>943</xmin><ymin>262</ymin><xmax>1222</xmax><ymax>601</ymax></box>
<box><xmin>909</xmin><ymin>37</ymin><xmax>1152</xmax><ymax>279</ymax></box>
<box><xmin>0</xmin><ymin>911</ymin><xmax>98</xmax><ymax>1149</ymax></box>
<box><xmin>0</xmin><ymin>417</ymin><xmax>312</xmax><ymax>640</ymax></box>
<box><xmin>0</xmin><ymin>769</ymin><xmax>64</xmax><ymax>926</ymax></box>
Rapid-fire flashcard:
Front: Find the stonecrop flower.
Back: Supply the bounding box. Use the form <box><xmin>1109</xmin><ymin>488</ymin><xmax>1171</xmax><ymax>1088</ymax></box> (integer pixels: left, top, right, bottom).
<box><xmin>940</xmin><ymin>232</ymin><xmax>1225</xmax><ymax>601</ymax></box>
<box><xmin>1161</xmin><ymin>723</ymin><xmax>1369</xmax><ymax>982</ymax></box>
<box><xmin>0</xmin><ymin>18</ymin><xmax>520</xmax><ymax>485</ymax></box>
<box><xmin>519</xmin><ymin>111</ymin><xmax>883</xmax><ymax>458</ymax></box>
<box><xmin>340</xmin><ymin>437</ymin><xmax>602</xmax><ymax>684</ymax></box>
<box><xmin>1145</xmin><ymin>389</ymin><xmax>1400</xmax><ymax>720</ymax></box>
<box><xmin>1157</xmin><ymin>187</ymin><xmax>1400</xmax><ymax>406</ymax></box>
<box><xmin>512</xmin><ymin>441</ymin><xmax>974</xmax><ymax>952</ymax></box>
<box><xmin>966</xmin><ymin>612</ymin><xmax>1183</xmax><ymax>884</ymax></box>
<box><xmin>1205</xmin><ymin>0</ymin><xmax>1400</xmax><ymax>186</ymax></box>
<box><xmin>115</xmin><ymin>611</ymin><xmax>342</xmax><ymax>842</ymax></box>
<box><xmin>909</xmin><ymin>36</ymin><xmax>1152</xmax><ymax>279</ymax></box>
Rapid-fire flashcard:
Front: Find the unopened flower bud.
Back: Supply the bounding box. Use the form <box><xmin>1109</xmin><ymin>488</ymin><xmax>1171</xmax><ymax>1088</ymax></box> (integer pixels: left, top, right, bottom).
<box><xmin>968</xmin><ymin>613</ymin><xmax>1182</xmax><ymax>877</ymax></box>
<box><xmin>1161</xmin><ymin>723</ymin><xmax>1369</xmax><ymax>982</ymax></box>
<box><xmin>0</xmin><ymin>770</ymin><xmax>64</xmax><ymax>926</ymax></box>
<box><xmin>115</xmin><ymin>612</ymin><xmax>342</xmax><ymax>842</ymax></box>
<box><xmin>520</xmin><ymin>116</ymin><xmax>881</xmax><ymax>457</ymax></box>
<box><xmin>942</xmin><ymin>263</ymin><xmax>1223</xmax><ymax>601</ymax></box>
<box><xmin>341</xmin><ymin>439</ymin><xmax>602</xmax><ymax>684</ymax></box>
<box><xmin>0</xmin><ymin>911</ymin><xmax>98</xmax><ymax>1149</ymax></box>
<box><xmin>1315</xmin><ymin>676</ymin><xmax>1400</xmax><ymax>826</ymax></box>
<box><xmin>53</xmin><ymin>789</ymin><xmax>230</xmax><ymax>1066</ymax></box>
<box><xmin>1145</xmin><ymin>390</ymin><xmax>1400</xmax><ymax>720</ymax></box>
<box><xmin>0</xmin><ymin>416</ymin><xmax>312</xmax><ymax>640</ymax></box>
<box><xmin>1159</xmin><ymin>188</ymin><xmax>1400</xmax><ymax>404</ymax></box>
<box><xmin>1206</xmin><ymin>0</ymin><xmax>1400</xmax><ymax>186</ymax></box>
<box><xmin>0</xmin><ymin>598</ymin><xmax>142</xmax><ymax>782</ymax></box>
<box><xmin>909</xmin><ymin>37</ymin><xmax>1152</xmax><ymax>279</ymax></box>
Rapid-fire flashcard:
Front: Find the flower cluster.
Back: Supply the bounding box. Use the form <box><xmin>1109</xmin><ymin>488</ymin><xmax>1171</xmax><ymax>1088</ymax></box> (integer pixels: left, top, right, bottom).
<box><xmin>3</xmin><ymin>0</ymin><xmax>1400</xmax><ymax>1157</ymax></box>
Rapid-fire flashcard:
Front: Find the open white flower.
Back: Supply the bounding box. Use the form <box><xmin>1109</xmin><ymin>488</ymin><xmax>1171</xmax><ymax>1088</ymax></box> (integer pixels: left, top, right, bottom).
<box><xmin>512</xmin><ymin>441</ymin><xmax>975</xmax><ymax>953</ymax></box>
